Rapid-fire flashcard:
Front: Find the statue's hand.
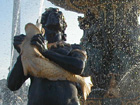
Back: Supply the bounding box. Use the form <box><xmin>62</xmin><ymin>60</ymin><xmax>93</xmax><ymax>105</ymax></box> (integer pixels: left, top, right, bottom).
<box><xmin>13</xmin><ymin>34</ymin><xmax>26</xmax><ymax>53</ymax></box>
<box><xmin>30</xmin><ymin>34</ymin><xmax>46</xmax><ymax>53</ymax></box>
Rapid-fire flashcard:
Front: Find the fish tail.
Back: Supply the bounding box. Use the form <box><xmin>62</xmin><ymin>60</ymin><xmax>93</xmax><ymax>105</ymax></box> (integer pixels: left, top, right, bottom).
<box><xmin>80</xmin><ymin>76</ymin><xmax>93</xmax><ymax>100</ymax></box>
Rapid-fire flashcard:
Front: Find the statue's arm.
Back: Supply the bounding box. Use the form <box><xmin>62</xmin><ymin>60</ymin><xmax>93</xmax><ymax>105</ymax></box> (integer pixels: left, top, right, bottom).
<box><xmin>31</xmin><ymin>34</ymin><xmax>87</xmax><ymax>75</ymax></box>
<box><xmin>42</xmin><ymin>49</ymin><xmax>86</xmax><ymax>75</ymax></box>
<box><xmin>7</xmin><ymin>55</ymin><xmax>29</xmax><ymax>91</ymax></box>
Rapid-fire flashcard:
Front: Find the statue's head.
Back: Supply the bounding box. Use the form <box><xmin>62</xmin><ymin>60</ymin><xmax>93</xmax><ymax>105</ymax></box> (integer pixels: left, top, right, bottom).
<box><xmin>41</xmin><ymin>8</ymin><xmax>67</xmax><ymax>43</ymax></box>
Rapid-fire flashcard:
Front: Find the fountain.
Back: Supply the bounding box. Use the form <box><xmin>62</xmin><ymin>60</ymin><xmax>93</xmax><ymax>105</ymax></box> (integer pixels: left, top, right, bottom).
<box><xmin>48</xmin><ymin>0</ymin><xmax>140</xmax><ymax>105</ymax></box>
<box><xmin>7</xmin><ymin>0</ymin><xmax>140</xmax><ymax>104</ymax></box>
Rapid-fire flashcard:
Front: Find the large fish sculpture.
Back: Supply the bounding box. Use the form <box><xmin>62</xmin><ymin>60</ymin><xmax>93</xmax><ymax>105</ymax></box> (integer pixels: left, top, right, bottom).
<box><xmin>19</xmin><ymin>23</ymin><xmax>93</xmax><ymax>100</ymax></box>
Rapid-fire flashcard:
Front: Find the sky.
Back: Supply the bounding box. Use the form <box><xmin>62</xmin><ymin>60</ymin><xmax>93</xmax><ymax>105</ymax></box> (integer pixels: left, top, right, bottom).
<box><xmin>0</xmin><ymin>0</ymin><xmax>84</xmax><ymax>79</ymax></box>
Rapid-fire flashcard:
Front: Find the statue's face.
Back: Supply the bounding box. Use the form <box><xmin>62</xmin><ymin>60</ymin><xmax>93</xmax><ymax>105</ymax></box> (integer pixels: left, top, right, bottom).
<box><xmin>46</xmin><ymin>11</ymin><xmax>66</xmax><ymax>31</ymax></box>
<box><xmin>44</xmin><ymin>10</ymin><xmax>67</xmax><ymax>43</ymax></box>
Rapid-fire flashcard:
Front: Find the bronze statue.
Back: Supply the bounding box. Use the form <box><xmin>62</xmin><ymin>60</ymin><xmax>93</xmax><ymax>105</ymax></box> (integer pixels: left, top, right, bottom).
<box><xmin>7</xmin><ymin>8</ymin><xmax>92</xmax><ymax>105</ymax></box>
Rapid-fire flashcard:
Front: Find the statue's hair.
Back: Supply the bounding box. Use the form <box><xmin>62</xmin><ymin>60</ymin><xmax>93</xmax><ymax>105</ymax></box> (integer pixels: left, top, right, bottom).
<box><xmin>41</xmin><ymin>8</ymin><xmax>59</xmax><ymax>27</ymax></box>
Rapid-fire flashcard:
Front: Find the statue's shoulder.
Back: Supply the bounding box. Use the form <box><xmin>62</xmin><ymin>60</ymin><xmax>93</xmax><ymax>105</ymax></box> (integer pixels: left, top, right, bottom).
<box><xmin>70</xmin><ymin>44</ymin><xmax>87</xmax><ymax>60</ymax></box>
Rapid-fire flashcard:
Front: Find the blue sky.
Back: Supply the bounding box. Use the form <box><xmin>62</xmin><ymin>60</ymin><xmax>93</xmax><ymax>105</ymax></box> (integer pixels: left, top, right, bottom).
<box><xmin>0</xmin><ymin>0</ymin><xmax>83</xmax><ymax>79</ymax></box>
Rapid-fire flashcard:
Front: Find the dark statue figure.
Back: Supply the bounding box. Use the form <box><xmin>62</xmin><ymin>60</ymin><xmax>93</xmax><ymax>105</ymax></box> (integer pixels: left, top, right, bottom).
<box><xmin>7</xmin><ymin>8</ymin><xmax>87</xmax><ymax>105</ymax></box>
